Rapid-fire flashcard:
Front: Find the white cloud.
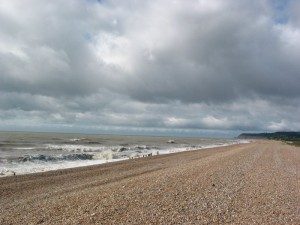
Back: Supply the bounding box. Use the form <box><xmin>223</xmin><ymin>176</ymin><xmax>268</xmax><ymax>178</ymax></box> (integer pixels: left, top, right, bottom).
<box><xmin>201</xmin><ymin>116</ymin><xmax>230</xmax><ymax>129</ymax></box>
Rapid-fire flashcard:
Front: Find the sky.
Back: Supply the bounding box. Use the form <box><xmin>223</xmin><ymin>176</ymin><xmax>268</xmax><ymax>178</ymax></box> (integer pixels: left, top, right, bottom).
<box><xmin>0</xmin><ymin>0</ymin><xmax>299</xmax><ymax>137</ymax></box>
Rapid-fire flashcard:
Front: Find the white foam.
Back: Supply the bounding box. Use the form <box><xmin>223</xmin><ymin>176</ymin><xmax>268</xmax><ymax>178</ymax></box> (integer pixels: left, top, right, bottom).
<box><xmin>13</xmin><ymin>147</ymin><xmax>36</xmax><ymax>150</ymax></box>
<box><xmin>44</xmin><ymin>144</ymin><xmax>125</xmax><ymax>153</ymax></box>
<box><xmin>93</xmin><ymin>150</ymin><xmax>115</xmax><ymax>160</ymax></box>
<box><xmin>0</xmin><ymin>158</ymin><xmax>126</xmax><ymax>177</ymax></box>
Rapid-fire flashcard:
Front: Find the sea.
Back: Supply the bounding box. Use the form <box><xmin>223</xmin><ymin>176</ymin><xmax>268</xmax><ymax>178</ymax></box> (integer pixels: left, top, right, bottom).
<box><xmin>0</xmin><ymin>131</ymin><xmax>248</xmax><ymax>176</ymax></box>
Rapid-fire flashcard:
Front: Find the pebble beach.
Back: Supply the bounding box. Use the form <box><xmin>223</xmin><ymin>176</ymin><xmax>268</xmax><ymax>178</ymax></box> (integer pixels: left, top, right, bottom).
<box><xmin>0</xmin><ymin>140</ymin><xmax>299</xmax><ymax>224</ymax></box>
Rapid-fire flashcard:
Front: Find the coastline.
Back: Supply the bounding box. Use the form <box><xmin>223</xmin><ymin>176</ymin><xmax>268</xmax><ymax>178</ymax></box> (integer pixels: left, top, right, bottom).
<box><xmin>0</xmin><ymin>140</ymin><xmax>299</xmax><ymax>224</ymax></box>
<box><xmin>0</xmin><ymin>139</ymin><xmax>249</xmax><ymax>177</ymax></box>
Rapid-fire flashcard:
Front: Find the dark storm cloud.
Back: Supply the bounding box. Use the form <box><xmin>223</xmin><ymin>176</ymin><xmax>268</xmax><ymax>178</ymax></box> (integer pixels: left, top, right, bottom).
<box><xmin>113</xmin><ymin>0</ymin><xmax>300</xmax><ymax>103</ymax></box>
<box><xmin>0</xmin><ymin>0</ymin><xmax>299</xmax><ymax>133</ymax></box>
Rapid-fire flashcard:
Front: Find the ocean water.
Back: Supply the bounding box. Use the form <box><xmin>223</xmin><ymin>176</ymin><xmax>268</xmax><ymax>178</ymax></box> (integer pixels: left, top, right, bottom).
<box><xmin>0</xmin><ymin>131</ymin><xmax>248</xmax><ymax>176</ymax></box>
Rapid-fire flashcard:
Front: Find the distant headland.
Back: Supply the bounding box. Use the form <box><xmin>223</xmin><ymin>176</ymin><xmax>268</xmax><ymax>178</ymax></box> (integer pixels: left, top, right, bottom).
<box><xmin>238</xmin><ymin>131</ymin><xmax>300</xmax><ymax>139</ymax></box>
<box><xmin>238</xmin><ymin>132</ymin><xmax>300</xmax><ymax>146</ymax></box>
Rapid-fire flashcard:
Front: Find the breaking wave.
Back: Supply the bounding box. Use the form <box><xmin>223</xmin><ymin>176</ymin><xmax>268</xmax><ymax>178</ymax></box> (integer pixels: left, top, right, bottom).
<box><xmin>18</xmin><ymin>153</ymin><xmax>94</xmax><ymax>162</ymax></box>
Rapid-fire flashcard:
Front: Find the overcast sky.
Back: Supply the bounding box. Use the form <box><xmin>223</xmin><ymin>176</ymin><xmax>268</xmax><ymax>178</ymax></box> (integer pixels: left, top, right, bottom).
<box><xmin>0</xmin><ymin>0</ymin><xmax>299</xmax><ymax>137</ymax></box>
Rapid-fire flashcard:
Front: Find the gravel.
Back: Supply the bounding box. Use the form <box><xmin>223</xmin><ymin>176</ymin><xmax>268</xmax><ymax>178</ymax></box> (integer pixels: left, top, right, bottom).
<box><xmin>0</xmin><ymin>140</ymin><xmax>299</xmax><ymax>224</ymax></box>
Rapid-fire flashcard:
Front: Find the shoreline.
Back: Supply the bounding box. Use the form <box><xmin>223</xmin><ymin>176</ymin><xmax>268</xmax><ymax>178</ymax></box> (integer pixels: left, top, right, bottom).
<box><xmin>1</xmin><ymin>140</ymin><xmax>298</xmax><ymax>224</ymax></box>
<box><xmin>0</xmin><ymin>139</ymin><xmax>249</xmax><ymax>177</ymax></box>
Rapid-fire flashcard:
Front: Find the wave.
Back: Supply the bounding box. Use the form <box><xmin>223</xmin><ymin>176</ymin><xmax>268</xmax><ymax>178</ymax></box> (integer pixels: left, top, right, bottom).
<box><xmin>43</xmin><ymin>144</ymin><xmax>159</xmax><ymax>153</ymax></box>
<box><xmin>44</xmin><ymin>144</ymin><xmax>106</xmax><ymax>152</ymax></box>
<box><xmin>19</xmin><ymin>153</ymin><xmax>94</xmax><ymax>162</ymax></box>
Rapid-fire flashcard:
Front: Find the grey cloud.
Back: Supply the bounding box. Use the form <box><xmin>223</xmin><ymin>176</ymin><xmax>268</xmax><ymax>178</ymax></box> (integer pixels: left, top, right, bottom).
<box><xmin>114</xmin><ymin>1</ymin><xmax>300</xmax><ymax>103</ymax></box>
<box><xmin>0</xmin><ymin>0</ymin><xmax>299</xmax><ymax>134</ymax></box>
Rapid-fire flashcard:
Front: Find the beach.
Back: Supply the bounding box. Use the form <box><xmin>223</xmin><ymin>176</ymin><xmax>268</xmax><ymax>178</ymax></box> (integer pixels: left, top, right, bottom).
<box><xmin>0</xmin><ymin>140</ymin><xmax>299</xmax><ymax>224</ymax></box>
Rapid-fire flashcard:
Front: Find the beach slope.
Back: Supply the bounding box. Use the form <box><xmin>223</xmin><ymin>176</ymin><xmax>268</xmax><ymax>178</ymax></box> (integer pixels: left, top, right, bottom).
<box><xmin>0</xmin><ymin>141</ymin><xmax>299</xmax><ymax>224</ymax></box>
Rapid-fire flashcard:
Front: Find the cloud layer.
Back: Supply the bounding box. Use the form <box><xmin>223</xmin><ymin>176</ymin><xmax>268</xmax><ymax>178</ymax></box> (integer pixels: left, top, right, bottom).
<box><xmin>0</xmin><ymin>0</ymin><xmax>299</xmax><ymax>136</ymax></box>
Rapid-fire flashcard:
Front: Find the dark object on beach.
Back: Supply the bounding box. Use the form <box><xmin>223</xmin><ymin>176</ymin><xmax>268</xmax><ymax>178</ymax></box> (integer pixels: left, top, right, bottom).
<box><xmin>212</xmin><ymin>183</ymin><xmax>215</xmax><ymax>187</ymax></box>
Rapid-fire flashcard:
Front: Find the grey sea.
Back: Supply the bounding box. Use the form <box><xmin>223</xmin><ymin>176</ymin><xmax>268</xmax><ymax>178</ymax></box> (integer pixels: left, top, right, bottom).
<box><xmin>0</xmin><ymin>131</ymin><xmax>248</xmax><ymax>176</ymax></box>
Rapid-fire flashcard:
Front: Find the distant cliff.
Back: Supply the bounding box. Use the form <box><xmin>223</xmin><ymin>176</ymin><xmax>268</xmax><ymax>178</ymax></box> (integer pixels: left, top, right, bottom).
<box><xmin>238</xmin><ymin>132</ymin><xmax>300</xmax><ymax>140</ymax></box>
